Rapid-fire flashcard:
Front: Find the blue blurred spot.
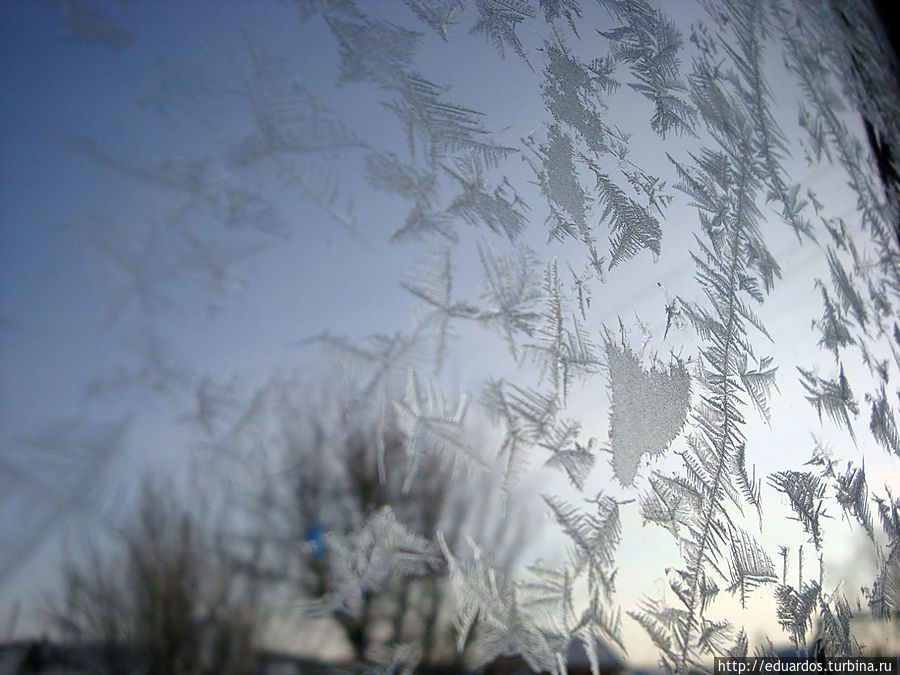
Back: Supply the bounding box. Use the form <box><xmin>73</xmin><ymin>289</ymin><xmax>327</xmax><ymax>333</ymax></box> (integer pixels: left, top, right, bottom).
<box><xmin>305</xmin><ymin>523</ymin><xmax>326</xmax><ymax>559</ymax></box>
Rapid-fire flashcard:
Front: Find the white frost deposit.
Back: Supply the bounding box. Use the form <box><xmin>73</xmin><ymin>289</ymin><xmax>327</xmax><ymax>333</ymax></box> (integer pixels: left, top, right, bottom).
<box><xmin>606</xmin><ymin>340</ymin><xmax>690</xmax><ymax>486</ymax></box>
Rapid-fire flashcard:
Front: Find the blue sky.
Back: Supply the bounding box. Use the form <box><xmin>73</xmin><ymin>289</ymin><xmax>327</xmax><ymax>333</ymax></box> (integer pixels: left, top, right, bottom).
<box><xmin>1</xmin><ymin>0</ymin><xmax>898</xmax><ymax>664</ymax></box>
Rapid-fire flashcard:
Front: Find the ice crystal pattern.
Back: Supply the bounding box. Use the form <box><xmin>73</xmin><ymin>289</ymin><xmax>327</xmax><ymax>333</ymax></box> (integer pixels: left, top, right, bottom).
<box><xmin>19</xmin><ymin>0</ymin><xmax>900</xmax><ymax>672</ymax></box>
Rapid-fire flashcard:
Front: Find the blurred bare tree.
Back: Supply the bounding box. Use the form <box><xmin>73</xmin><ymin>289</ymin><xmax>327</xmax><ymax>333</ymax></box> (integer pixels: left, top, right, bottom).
<box><xmin>227</xmin><ymin>375</ymin><xmax>533</xmax><ymax>668</ymax></box>
<box><xmin>46</xmin><ymin>477</ymin><xmax>264</xmax><ymax>675</ymax></box>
